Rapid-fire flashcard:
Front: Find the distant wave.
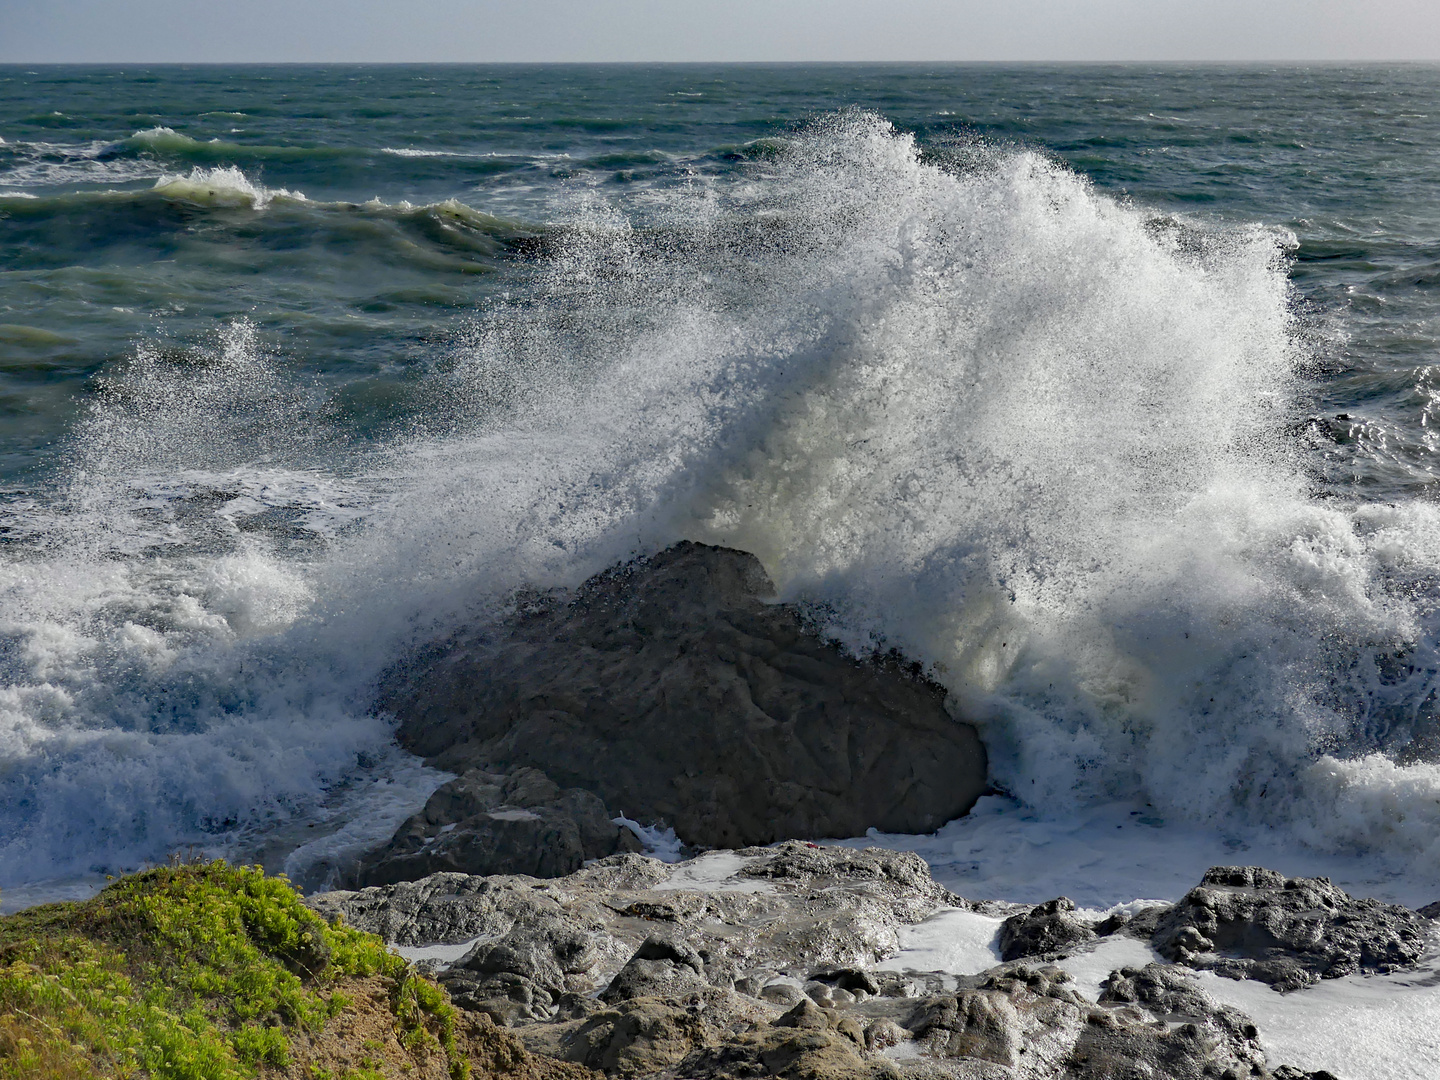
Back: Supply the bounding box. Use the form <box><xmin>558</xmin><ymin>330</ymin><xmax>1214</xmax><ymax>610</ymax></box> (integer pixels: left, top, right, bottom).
<box><xmin>123</xmin><ymin>125</ymin><xmax>355</xmax><ymax>164</ymax></box>
<box><xmin>0</xmin><ymin>167</ymin><xmax>546</xmax><ymax>268</ymax></box>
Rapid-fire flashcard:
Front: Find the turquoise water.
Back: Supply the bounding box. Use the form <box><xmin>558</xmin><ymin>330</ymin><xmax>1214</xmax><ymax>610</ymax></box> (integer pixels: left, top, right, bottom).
<box><xmin>3</xmin><ymin>65</ymin><xmax>1440</xmax><ymax>891</ymax></box>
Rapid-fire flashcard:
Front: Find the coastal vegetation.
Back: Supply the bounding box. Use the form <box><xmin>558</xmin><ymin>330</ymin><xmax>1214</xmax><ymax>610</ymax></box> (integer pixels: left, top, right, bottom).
<box><xmin>0</xmin><ymin>860</ymin><xmax>466</xmax><ymax>1080</ymax></box>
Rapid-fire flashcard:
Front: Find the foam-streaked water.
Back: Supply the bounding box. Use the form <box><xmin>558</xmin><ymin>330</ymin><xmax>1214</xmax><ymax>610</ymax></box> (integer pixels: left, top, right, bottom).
<box><xmin>3</xmin><ymin>65</ymin><xmax>1440</xmax><ymax>910</ymax></box>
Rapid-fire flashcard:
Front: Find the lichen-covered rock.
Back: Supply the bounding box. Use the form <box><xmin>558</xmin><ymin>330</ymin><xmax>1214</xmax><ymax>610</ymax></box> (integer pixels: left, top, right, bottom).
<box><xmin>677</xmin><ymin>996</ymin><xmax>888</xmax><ymax>1080</ymax></box>
<box><xmin>600</xmin><ymin>935</ymin><xmax>711</xmax><ymax>1004</ymax></box>
<box><xmin>378</xmin><ymin>542</ymin><xmax>988</xmax><ymax>851</ymax></box>
<box><xmin>907</xmin><ymin>966</ymin><xmax>1086</xmax><ymax>1072</ymax></box>
<box><xmin>443</xmin><ymin>908</ymin><xmax>603</xmax><ymax>1023</ymax></box>
<box><xmin>555</xmin><ymin>997</ymin><xmax>714</xmax><ymax>1077</ymax></box>
<box><xmin>997</xmin><ymin>897</ymin><xmax>1098</xmax><ymax>961</ymax></box>
<box><xmin>1152</xmin><ymin>865</ymin><xmax>1431</xmax><ymax>991</ymax></box>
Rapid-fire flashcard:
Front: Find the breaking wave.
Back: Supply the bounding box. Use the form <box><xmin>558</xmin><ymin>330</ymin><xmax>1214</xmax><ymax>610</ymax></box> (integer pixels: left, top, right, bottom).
<box><xmin>151</xmin><ymin>165</ymin><xmax>304</xmax><ymax>209</ymax></box>
<box><xmin>3</xmin><ymin>111</ymin><xmax>1439</xmax><ymax>888</ymax></box>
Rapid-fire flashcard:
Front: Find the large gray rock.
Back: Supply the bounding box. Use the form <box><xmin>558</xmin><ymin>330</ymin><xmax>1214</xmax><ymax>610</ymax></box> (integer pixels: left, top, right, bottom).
<box><xmin>1152</xmin><ymin>865</ymin><xmax>1432</xmax><ymax>991</ymax></box>
<box><xmin>379</xmin><ymin>541</ymin><xmax>988</xmax><ymax>850</ymax></box>
<box><xmin>312</xmin><ymin>842</ymin><xmax>963</xmax><ymax>990</ymax></box>
<box><xmin>355</xmin><ymin>765</ymin><xmax>641</xmax><ymax>886</ymax></box>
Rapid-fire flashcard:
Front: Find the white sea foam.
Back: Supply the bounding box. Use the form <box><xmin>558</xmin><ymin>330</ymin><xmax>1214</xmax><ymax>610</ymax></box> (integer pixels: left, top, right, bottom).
<box><xmin>875</xmin><ymin>908</ymin><xmax>1003</xmax><ymax>977</ymax></box>
<box><xmin>3</xmin><ymin>112</ymin><xmax>1440</xmax><ymax>901</ymax></box>
<box><xmin>613</xmin><ymin>816</ymin><xmax>686</xmax><ymax>862</ymax></box>
<box><xmin>654</xmin><ymin>851</ymin><xmax>772</xmax><ymax>892</ymax></box>
<box><xmin>1197</xmin><ymin>956</ymin><xmax>1440</xmax><ymax>1080</ymax></box>
<box><xmin>0</xmin><ymin>137</ymin><xmax>157</xmax><ymax>188</ymax></box>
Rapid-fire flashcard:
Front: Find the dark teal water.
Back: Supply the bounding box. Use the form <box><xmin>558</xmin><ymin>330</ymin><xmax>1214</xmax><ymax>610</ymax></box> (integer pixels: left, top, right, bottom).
<box><xmin>4</xmin><ymin>65</ymin><xmax>1440</xmax><ymax>892</ymax></box>
<box><xmin>3</xmin><ymin>65</ymin><xmax>1438</xmax><ymax>488</ymax></box>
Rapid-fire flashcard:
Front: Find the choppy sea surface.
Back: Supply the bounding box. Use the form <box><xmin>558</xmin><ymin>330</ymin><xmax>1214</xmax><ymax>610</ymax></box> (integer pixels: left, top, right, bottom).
<box><xmin>4</xmin><ymin>62</ymin><xmax>1440</xmax><ymax>950</ymax></box>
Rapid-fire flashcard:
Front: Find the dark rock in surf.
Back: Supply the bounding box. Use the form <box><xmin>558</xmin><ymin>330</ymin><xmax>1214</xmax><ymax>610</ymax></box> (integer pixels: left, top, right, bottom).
<box><xmin>997</xmin><ymin>896</ymin><xmax>1098</xmax><ymax>961</ymax></box>
<box><xmin>1418</xmin><ymin>899</ymin><xmax>1440</xmax><ymax>920</ymax></box>
<box><xmin>356</xmin><ymin>764</ymin><xmax>641</xmax><ymax>886</ymax></box>
<box><xmin>1093</xmin><ymin>963</ymin><xmax>1269</xmax><ymax>1076</ymax></box>
<box><xmin>1092</xmin><ymin>903</ymin><xmax>1170</xmax><ymax>940</ymax></box>
<box><xmin>1152</xmin><ymin>865</ymin><xmax>1431</xmax><ymax>991</ymax></box>
<box><xmin>378</xmin><ymin>541</ymin><xmax>987</xmax><ymax>855</ymax></box>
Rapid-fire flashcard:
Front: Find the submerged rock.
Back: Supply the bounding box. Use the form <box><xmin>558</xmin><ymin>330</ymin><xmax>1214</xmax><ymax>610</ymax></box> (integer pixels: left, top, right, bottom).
<box><xmin>377</xmin><ymin>541</ymin><xmax>988</xmax><ymax>855</ymax></box>
<box><xmin>1152</xmin><ymin>864</ymin><xmax>1432</xmax><ymax>991</ymax></box>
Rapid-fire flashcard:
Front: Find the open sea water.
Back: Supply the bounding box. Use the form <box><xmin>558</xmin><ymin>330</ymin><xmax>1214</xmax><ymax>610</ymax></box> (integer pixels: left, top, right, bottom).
<box><xmin>3</xmin><ymin>64</ymin><xmax>1440</xmax><ymax>933</ymax></box>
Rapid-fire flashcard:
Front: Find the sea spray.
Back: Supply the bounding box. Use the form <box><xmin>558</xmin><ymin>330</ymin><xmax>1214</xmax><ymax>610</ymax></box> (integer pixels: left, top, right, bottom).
<box><xmin>2</xmin><ymin>111</ymin><xmax>1439</xmax><ymax>887</ymax></box>
<box><xmin>0</xmin><ymin>322</ymin><xmax>424</xmax><ymax>884</ymax></box>
<box><xmin>374</xmin><ymin>113</ymin><xmax>1440</xmax><ymax>866</ymax></box>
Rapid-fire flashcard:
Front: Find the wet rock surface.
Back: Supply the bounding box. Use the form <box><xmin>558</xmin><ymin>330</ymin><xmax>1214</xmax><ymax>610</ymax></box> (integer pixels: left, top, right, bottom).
<box><xmin>311</xmin><ymin>846</ymin><xmax>1357</xmax><ymax>1080</ymax></box>
<box><xmin>998</xmin><ymin>897</ymin><xmax>1097</xmax><ymax>962</ymax></box>
<box><xmin>356</xmin><ymin>765</ymin><xmax>642</xmax><ymax>886</ymax></box>
<box><xmin>1152</xmin><ymin>865</ymin><xmax>1433</xmax><ymax>991</ymax></box>
<box><xmin>376</xmin><ymin>542</ymin><xmax>988</xmax><ymax>852</ymax></box>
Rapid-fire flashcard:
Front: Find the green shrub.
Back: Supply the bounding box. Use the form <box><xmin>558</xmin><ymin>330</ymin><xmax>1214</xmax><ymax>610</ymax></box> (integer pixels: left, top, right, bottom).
<box><xmin>0</xmin><ymin>862</ymin><xmax>461</xmax><ymax>1080</ymax></box>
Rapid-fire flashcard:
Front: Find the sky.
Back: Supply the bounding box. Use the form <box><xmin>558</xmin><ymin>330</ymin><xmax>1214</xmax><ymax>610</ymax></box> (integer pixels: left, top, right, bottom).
<box><xmin>1</xmin><ymin>0</ymin><xmax>1438</xmax><ymax>64</ymax></box>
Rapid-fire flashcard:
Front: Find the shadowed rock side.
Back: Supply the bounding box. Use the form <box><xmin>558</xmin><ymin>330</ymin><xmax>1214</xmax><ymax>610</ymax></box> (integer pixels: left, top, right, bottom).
<box><xmin>310</xmin><ymin>847</ymin><xmax>1390</xmax><ymax>1080</ymax></box>
<box><xmin>377</xmin><ymin>542</ymin><xmax>988</xmax><ymax>857</ymax></box>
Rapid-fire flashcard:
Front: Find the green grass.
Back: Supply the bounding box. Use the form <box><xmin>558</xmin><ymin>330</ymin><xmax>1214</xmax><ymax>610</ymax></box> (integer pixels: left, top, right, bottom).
<box><xmin>0</xmin><ymin>861</ymin><xmax>463</xmax><ymax>1080</ymax></box>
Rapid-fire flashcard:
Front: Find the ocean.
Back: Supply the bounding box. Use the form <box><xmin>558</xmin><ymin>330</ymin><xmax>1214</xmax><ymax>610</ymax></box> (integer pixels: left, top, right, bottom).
<box><xmin>2</xmin><ymin>63</ymin><xmax>1440</xmax><ymax>919</ymax></box>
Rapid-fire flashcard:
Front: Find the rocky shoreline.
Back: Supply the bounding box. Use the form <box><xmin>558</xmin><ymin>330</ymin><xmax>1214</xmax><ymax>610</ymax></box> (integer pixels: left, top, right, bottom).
<box><xmin>305</xmin><ymin>539</ymin><xmax>1440</xmax><ymax>1079</ymax></box>
<box><xmin>2</xmin><ymin>541</ymin><xmax>1438</xmax><ymax>1077</ymax></box>
<box><xmin>311</xmin><ymin>844</ymin><xmax>1438</xmax><ymax>1080</ymax></box>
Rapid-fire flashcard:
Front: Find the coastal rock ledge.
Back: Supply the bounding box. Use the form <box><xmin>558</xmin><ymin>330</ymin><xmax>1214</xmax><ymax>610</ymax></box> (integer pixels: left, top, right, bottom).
<box><xmin>310</xmin><ymin>845</ymin><xmax>1402</xmax><ymax>1080</ymax></box>
<box><xmin>367</xmin><ymin>542</ymin><xmax>987</xmax><ymax>883</ymax></box>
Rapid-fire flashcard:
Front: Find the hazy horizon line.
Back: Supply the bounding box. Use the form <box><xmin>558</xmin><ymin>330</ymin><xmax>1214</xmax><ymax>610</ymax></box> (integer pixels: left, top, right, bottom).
<box><xmin>4</xmin><ymin>58</ymin><xmax>1440</xmax><ymax>67</ymax></box>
